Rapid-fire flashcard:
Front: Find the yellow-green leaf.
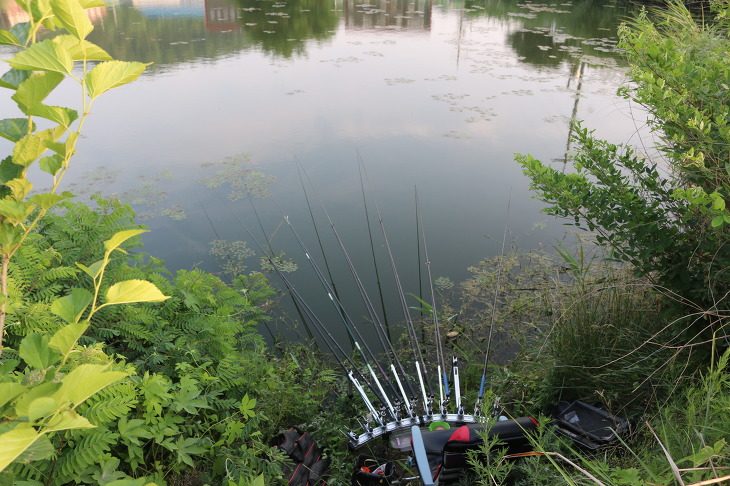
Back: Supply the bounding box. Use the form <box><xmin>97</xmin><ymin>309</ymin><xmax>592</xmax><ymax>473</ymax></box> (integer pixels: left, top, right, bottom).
<box><xmin>104</xmin><ymin>229</ymin><xmax>147</xmax><ymax>252</ymax></box>
<box><xmin>76</xmin><ymin>259</ymin><xmax>103</xmax><ymax>280</ymax></box>
<box><xmin>55</xmin><ymin>364</ymin><xmax>128</xmax><ymax>407</ymax></box>
<box><xmin>12</xmin><ymin>71</ymin><xmax>64</xmax><ymax>111</ymax></box>
<box><xmin>27</xmin><ymin>397</ymin><xmax>58</xmax><ymax>422</ymax></box>
<box><xmin>15</xmin><ymin>434</ymin><xmax>54</xmax><ymax>463</ymax></box>
<box><xmin>105</xmin><ymin>280</ymin><xmax>169</xmax><ymax>305</ymax></box>
<box><xmin>0</xmin><ymin>200</ymin><xmax>36</xmax><ymax>224</ymax></box>
<box><xmin>5</xmin><ymin>178</ymin><xmax>33</xmax><ymax>201</ymax></box>
<box><xmin>85</xmin><ymin>61</ymin><xmax>150</xmax><ymax>99</ymax></box>
<box><xmin>49</xmin><ymin>320</ymin><xmax>90</xmax><ymax>356</ymax></box>
<box><xmin>0</xmin><ymin>383</ymin><xmax>27</xmax><ymax>408</ymax></box>
<box><xmin>8</xmin><ymin>39</ymin><xmax>74</xmax><ymax>74</ymax></box>
<box><xmin>53</xmin><ymin>35</ymin><xmax>111</xmax><ymax>61</ymax></box>
<box><xmin>0</xmin><ymin>424</ymin><xmax>42</xmax><ymax>472</ymax></box>
<box><xmin>30</xmin><ymin>192</ymin><xmax>72</xmax><ymax>211</ymax></box>
<box><xmin>45</xmin><ymin>410</ymin><xmax>95</xmax><ymax>432</ymax></box>
<box><xmin>0</xmin><ymin>30</ymin><xmax>21</xmax><ymax>47</ymax></box>
<box><xmin>12</xmin><ymin>132</ymin><xmax>50</xmax><ymax>168</ymax></box>
<box><xmin>50</xmin><ymin>0</ymin><xmax>93</xmax><ymax>39</ymax></box>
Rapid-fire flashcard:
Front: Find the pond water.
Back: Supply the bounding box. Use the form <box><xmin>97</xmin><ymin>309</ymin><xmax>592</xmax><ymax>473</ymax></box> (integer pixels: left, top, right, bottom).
<box><xmin>0</xmin><ymin>0</ymin><xmax>648</xmax><ymax>348</ymax></box>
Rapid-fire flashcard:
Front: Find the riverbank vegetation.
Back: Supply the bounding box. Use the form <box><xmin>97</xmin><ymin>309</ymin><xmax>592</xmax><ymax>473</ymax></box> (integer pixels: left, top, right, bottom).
<box><xmin>1</xmin><ymin>0</ymin><xmax>728</xmax><ymax>485</ymax></box>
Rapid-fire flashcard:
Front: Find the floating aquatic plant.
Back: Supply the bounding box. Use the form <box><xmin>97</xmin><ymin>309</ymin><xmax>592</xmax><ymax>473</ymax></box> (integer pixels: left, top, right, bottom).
<box><xmin>199</xmin><ymin>153</ymin><xmax>276</xmax><ymax>200</ymax></box>
<box><xmin>210</xmin><ymin>240</ymin><xmax>256</xmax><ymax>277</ymax></box>
<box><xmin>161</xmin><ymin>206</ymin><xmax>187</xmax><ymax>221</ymax></box>
<box><xmin>434</xmin><ymin>276</ymin><xmax>454</xmax><ymax>292</ymax></box>
<box><xmin>260</xmin><ymin>253</ymin><xmax>298</xmax><ymax>273</ymax></box>
<box><xmin>121</xmin><ymin>182</ymin><xmax>168</xmax><ymax>206</ymax></box>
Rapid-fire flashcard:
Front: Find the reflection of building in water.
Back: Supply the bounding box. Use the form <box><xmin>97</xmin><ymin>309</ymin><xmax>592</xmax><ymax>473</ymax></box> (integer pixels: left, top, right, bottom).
<box><xmin>128</xmin><ymin>0</ymin><xmax>204</xmax><ymax>17</ymax></box>
<box><xmin>343</xmin><ymin>0</ymin><xmax>431</xmax><ymax>31</ymax></box>
<box><xmin>204</xmin><ymin>0</ymin><xmax>243</xmax><ymax>32</ymax></box>
<box><xmin>0</xmin><ymin>0</ymin><xmax>106</xmax><ymax>29</ymax></box>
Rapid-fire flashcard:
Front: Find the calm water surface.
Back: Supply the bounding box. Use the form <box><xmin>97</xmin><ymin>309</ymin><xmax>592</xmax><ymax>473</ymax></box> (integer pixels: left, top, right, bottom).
<box><xmin>0</xmin><ymin>0</ymin><xmax>648</xmax><ymax>345</ymax></box>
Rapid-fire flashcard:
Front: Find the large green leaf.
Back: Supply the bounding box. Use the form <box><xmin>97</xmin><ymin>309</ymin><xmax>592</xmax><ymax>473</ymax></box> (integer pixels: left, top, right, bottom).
<box><xmin>12</xmin><ymin>72</ymin><xmax>77</xmax><ymax>126</ymax></box>
<box><xmin>5</xmin><ymin>178</ymin><xmax>33</xmax><ymax>201</ymax></box>
<box><xmin>0</xmin><ymin>119</ymin><xmax>33</xmax><ymax>143</ymax></box>
<box><xmin>29</xmin><ymin>191</ymin><xmax>73</xmax><ymax>211</ymax></box>
<box><xmin>50</xmin><ymin>0</ymin><xmax>93</xmax><ymax>40</ymax></box>
<box><xmin>51</xmin><ymin>289</ymin><xmax>92</xmax><ymax>325</ymax></box>
<box><xmin>0</xmin><ymin>200</ymin><xmax>36</xmax><ymax>224</ymax></box>
<box><xmin>0</xmin><ymin>222</ymin><xmax>24</xmax><ymax>246</ymax></box>
<box><xmin>105</xmin><ymin>280</ymin><xmax>169</xmax><ymax>305</ymax></box>
<box><xmin>12</xmin><ymin>132</ymin><xmax>49</xmax><ymax>168</ymax></box>
<box><xmin>13</xmin><ymin>382</ymin><xmax>61</xmax><ymax>417</ymax></box>
<box><xmin>18</xmin><ymin>333</ymin><xmax>59</xmax><ymax>369</ymax></box>
<box><xmin>8</xmin><ymin>39</ymin><xmax>73</xmax><ymax>74</ymax></box>
<box><xmin>55</xmin><ymin>364</ymin><xmax>128</xmax><ymax>407</ymax></box>
<box><xmin>12</xmin><ymin>71</ymin><xmax>64</xmax><ymax>111</ymax></box>
<box><xmin>0</xmin><ymin>30</ymin><xmax>20</xmax><ymax>47</ymax></box>
<box><xmin>9</xmin><ymin>22</ymin><xmax>30</xmax><ymax>45</ymax></box>
<box><xmin>53</xmin><ymin>35</ymin><xmax>112</xmax><ymax>61</ymax></box>
<box><xmin>28</xmin><ymin>104</ymin><xmax>77</xmax><ymax>128</ymax></box>
<box><xmin>49</xmin><ymin>320</ymin><xmax>90</xmax><ymax>357</ymax></box>
<box><xmin>0</xmin><ymin>383</ymin><xmax>27</xmax><ymax>408</ymax></box>
<box><xmin>0</xmin><ymin>156</ymin><xmax>23</xmax><ymax>184</ymax></box>
<box><xmin>14</xmin><ymin>434</ymin><xmax>54</xmax><ymax>463</ymax></box>
<box><xmin>0</xmin><ymin>424</ymin><xmax>42</xmax><ymax>472</ymax></box>
<box><xmin>27</xmin><ymin>397</ymin><xmax>58</xmax><ymax>422</ymax></box>
<box><xmin>39</xmin><ymin>154</ymin><xmax>63</xmax><ymax>176</ymax></box>
<box><xmin>103</xmin><ymin>229</ymin><xmax>147</xmax><ymax>252</ymax></box>
<box><xmin>85</xmin><ymin>61</ymin><xmax>149</xmax><ymax>99</ymax></box>
<box><xmin>44</xmin><ymin>410</ymin><xmax>95</xmax><ymax>432</ymax></box>
<box><xmin>0</xmin><ymin>68</ymin><xmax>32</xmax><ymax>90</ymax></box>
<box><xmin>46</xmin><ymin>131</ymin><xmax>78</xmax><ymax>158</ymax></box>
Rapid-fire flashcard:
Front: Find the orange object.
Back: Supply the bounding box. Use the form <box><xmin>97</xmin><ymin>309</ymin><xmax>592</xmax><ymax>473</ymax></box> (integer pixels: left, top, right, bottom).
<box><xmin>360</xmin><ymin>466</ymin><xmax>371</xmax><ymax>473</ymax></box>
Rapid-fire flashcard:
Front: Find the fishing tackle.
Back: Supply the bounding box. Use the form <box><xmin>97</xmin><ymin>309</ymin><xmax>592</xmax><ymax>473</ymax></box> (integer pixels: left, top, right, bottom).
<box><xmin>475</xmin><ymin>193</ymin><xmax>511</xmax><ymax>416</ymax></box>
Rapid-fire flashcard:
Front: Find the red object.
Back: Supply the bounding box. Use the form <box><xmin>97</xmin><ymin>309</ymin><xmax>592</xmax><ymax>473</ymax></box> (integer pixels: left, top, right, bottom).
<box><xmin>448</xmin><ymin>425</ymin><xmax>471</xmax><ymax>442</ymax></box>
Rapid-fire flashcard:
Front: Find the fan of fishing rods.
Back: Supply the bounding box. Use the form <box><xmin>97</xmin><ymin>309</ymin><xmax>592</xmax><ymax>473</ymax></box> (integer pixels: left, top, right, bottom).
<box><xmin>227</xmin><ymin>159</ymin><xmax>509</xmax><ymax>448</ymax></box>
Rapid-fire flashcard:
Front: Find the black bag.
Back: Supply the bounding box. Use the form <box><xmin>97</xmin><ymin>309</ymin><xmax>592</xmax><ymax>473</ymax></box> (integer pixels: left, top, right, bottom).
<box><xmin>551</xmin><ymin>401</ymin><xmax>629</xmax><ymax>450</ymax></box>
<box><xmin>271</xmin><ymin>426</ymin><xmax>330</xmax><ymax>486</ymax></box>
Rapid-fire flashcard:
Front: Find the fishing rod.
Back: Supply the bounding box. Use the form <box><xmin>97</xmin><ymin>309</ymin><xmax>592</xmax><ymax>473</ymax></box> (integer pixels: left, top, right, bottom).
<box><xmin>415</xmin><ymin>188</ymin><xmax>450</xmax><ymax>415</ymax></box>
<box><xmin>272</xmin><ymin>198</ymin><xmax>402</xmax><ymax>421</ymax></box>
<box><xmin>218</xmin><ymin>193</ymin><xmax>391</xmax><ymax>425</ymax></box>
<box><xmin>475</xmin><ymin>193</ymin><xmax>511</xmax><ymax>416</ymax></box>
<box><xmin>357</xmin><ymin>161</ymin><xmax>392</xmax><ymax>342</ymax></box>
<box><xmin>294</xmin><ymin>159</ymin><xmax>341</xmax><ymax>304</ymax></box>
<box><xmin>357</xmin><ymin>155</ymin><xmax>434</xmax><ymax>416</ymax></box>
<box><xmin>295</xmin><ymin>162</ymin><xmax>418</xmax><ymax>417</ymax></box>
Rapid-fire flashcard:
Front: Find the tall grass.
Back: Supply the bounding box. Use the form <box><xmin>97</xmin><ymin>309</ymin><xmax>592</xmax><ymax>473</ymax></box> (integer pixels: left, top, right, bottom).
<box><xmin>461</xmin><ymin>239</ymin><xmax>729</xmax><ymax>485</ymax></box>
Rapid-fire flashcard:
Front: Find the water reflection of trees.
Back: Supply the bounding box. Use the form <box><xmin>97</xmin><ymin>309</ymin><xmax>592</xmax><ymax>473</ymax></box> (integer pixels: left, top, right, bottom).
<box><xmin>343</xmin><ymin>0</ymin><xmax>432</xmax><ymax>31</ymax></box>
<box><xmin>3</xmin><ymin>0</ymin><xmax>637</xmax><ymax>66</ymax></box>
<box><xmin>87</xmin><ymin>4</ymin><xmax>248</xmax><ymax>68</ymax></box>
<box><xmin>82</xmin><ymin>0</ymin><xmax>338</xmax><ymax>66</ymax></box>
<box><xmin>458</xmin><ymin>0</ymin><xmax>636</xmax><ymax>68</ymax></box>
<box><xmin>228</xmin><ymin>0</ymin><xmax>339</xmax><ymax>58</ymax></box>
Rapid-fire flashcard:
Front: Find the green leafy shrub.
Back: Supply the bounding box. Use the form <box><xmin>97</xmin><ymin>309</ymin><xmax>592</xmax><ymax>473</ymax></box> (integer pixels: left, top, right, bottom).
<box><xmin>516</xmin><ymin>0</ymin><xmax>730</xmax><ymax>319</ymax></box>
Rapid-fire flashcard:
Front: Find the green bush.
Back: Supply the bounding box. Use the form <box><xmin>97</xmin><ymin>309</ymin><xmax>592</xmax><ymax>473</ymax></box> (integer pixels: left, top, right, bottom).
<box><xmin>516</xmin><ymin>0</ymin><xmax>730</xmax><ymax>320</ymax></box>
